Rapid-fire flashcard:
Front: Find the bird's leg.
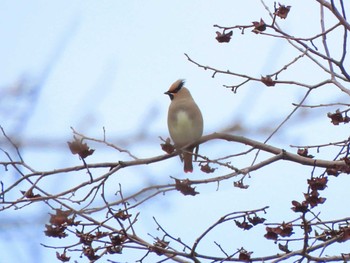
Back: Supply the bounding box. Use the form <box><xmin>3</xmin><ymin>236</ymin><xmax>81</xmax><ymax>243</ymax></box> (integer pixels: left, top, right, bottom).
<box><xmin>194</xmin><ymin>145</ymin><xmax>199</xmax><ymax>161</ymax></box>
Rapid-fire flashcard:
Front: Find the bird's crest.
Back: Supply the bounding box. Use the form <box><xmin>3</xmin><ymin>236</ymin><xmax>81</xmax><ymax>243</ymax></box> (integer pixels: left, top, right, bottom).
<box><xmin>168</xmin><ymin>79</ymin><xmax>185</xmax><ymax>94</ymax></box>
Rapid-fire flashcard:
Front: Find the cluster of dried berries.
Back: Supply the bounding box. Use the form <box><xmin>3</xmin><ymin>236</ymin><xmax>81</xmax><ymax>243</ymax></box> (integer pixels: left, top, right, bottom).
<box><xmin>278</xmin><ymin>243</ymin><xmax>291</xmax><ymax>253</ymax></box>
<box><xmin>149</xmin><ymin>238</ymin><xmax>170</xmax><ymax>256</ymax></box>
<box><xmin>215</xmin><ymin>2</ymin><xmax>291</xmax><ymax>43</ymax></box>
<box><xmin>59</xmin><ymin>229</ymin><xmax>127</xmax><ymax>261</ymax></box>
<box><xmin>297</xmin><ymin>148</ymin><xmax>314</xmax><ymax>158</ymax></box>
<box><xmin>265</xmin><ymin>222</ymin><xmax>294</xmax><ymax>240</ymax></box>
<box><xmin>110</xmin><ymin>233</ymin><xmax>127</xmax><ymax>247</ymax></box>
<box><xmin>231</xmin><ymin>211</ymin><xmax>267</xmax><ymax>261</ymax></box>
<box><xmin>278</xmin><ymin>176</ymin><xmax>329</xmax><ymax>250</ymax></box>
<box><xmin>216</xmin><ymin>31</ymin><xmax>233</xmax><ymax>43</ymax></box>
<box><xmin>107</xmin><ymin>233</ymin><xmax>127</xmax><ymax>254</ymax></box>
<box><xmin>303</xmin><ymin>186</ymin><xmax>326</xmax><ymax>208</ymax></box>
<box><xmin>82</xmin><ymin>246</ymin><xmax>100</xmax><ymax>261</ymax></box>
<box><xmin>235</xmin><ymin>220</ymin><xmax>253</xmax><ymax>230</ymax></box>
<box><xmin>234</xmin><ymin>180</ymin><xmax>249</xmax><ymax>189</ymax></box>
<box><xmin>316</xmin><ymin>226</ymin><xmax>350</xmax><ymax>243</ymax></box>
<box><xmin>326</xmin><ymin>156</ymin><xmax>350</xmax><ymax>176</ymax></box>
<box><xmin>252</xmin><ymin>19</ymin><xmax>266</xmax><ymax>34</ymax></box>
<box><xmin>44</xmin><ymin>209</ymin><xmax>79</xmax><ymax>239</ymax></box>
<box><xmin>261</xmin><ymin>75</ymin><xmax>276</xmax><ymax>87</ymax></box>
<box><xmin>235</xmin><ymin>215</ymin><xmax>266</xmax><ymax>231</ymax></box>
<box><xmin>274</xmin><ymin>3</ymin><xmax>291</xmax><ymax>19</ymax></box>
<box><xmin>308</xmin><ymin>176</ymin><xmax>327</xmax><ymax>191</ymax></box>
<box><xmin>200</xmin><ymin>163</ymin><xmax>216</xmax><ymax>173</ymax></box>
<box><xmin>175</xmin><ymin>178</ymin><xmax>199</xmax><ymax>196</ymax></box>
<box><xmin>326</xmin><ymin>165</ymin><xmax>350</xmax><ymax>176</ymax></box>
<box><xmin>160</xmin><ymin>137</ymin><xmax>175</xmax><ymax>154</ymax></box>
<box><xmin>327</xmin><ymin>110</ymin><xmax>350</xmax><ymax>125</ymax></box>
<box><xmin>76</xmin><ymin>230</ymin><xmax>96</xmax><ymax>246</ymax></box>
<box><xmin>20</xmin><ymin>188</ymin><xmax>41</xmax><ymax>199</ymax></box>
<box><xmin>238</xmin><ymin>249</ymin><xmax>253</xmax><ymax>262</ymax></box>
<box><xmin>56</xmin><ymin>252</ymin><xmax>70</xmax><ymax>262</ymax></box>
<box><xmin>292</xmin><ymin>176</ymin><xmax>327</xmax><ymax>213</ymax></box>
<box><xmin>113</xmin><ymin>209</ymin><xmax>132</xmax><ymax>221</ymax></box>
<box><xmin>46</xmin><ymin>208</ymin><xmax>130</xmax><ymax>262</ymax></box>
<box><xmin>67</xmin><ymin>137</ymin><xmax>95</xmax><ymax>159</ymax></box>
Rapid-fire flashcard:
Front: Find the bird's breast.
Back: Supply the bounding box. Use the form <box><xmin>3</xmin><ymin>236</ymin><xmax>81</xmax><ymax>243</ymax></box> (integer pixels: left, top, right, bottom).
<box><xmin>168</xmin><ymin>110</ymin><xmax>201</xmax><ymax>146</ymax></box>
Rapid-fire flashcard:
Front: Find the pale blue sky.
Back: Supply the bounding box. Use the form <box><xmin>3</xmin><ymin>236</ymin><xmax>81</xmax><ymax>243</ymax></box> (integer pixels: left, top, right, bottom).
<box><xmin>1</xmin><ymin>1</ymin><xmax>350</xmax><ymax>262</ymax></box>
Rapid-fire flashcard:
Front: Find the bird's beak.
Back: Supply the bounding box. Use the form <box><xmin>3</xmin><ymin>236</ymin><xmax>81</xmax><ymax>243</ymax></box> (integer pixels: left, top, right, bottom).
<box><xmin>164</xmin><ymin>91</ymin><xmax>173</xmax><ymax>100</ymax></box>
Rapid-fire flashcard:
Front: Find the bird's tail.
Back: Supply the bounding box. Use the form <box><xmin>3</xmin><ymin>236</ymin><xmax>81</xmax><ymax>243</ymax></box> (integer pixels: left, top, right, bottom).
<box><xmin>183</xmin><ymin>148</ymin><xmax>193</xmax><ymax>173</ymax></box>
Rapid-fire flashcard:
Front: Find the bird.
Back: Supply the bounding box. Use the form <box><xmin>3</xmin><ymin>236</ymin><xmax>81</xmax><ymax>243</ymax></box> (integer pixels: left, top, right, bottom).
<box><xmin>164</xmin><ymin>79</ymin><xmax>203</xmax><ymax>172</ymax></box>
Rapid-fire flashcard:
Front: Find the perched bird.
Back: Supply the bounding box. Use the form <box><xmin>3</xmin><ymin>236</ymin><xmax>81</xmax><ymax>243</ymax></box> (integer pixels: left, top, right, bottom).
<box><xmin>165</xmin><ymin>79</ymin><xmax>203</xmax><ymax>172</ymax></box>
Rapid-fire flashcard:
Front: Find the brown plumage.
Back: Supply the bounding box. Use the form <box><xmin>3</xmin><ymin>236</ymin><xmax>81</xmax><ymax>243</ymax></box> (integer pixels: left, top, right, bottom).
<box><xmin>165</xmin><ymin>79</ymin><xmax>203</xmax><ymax>172</ymax></box>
